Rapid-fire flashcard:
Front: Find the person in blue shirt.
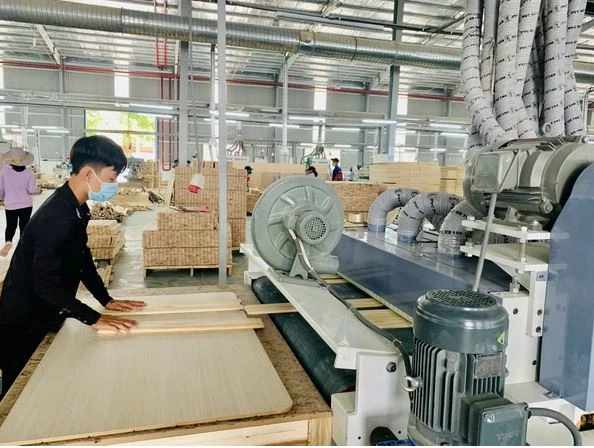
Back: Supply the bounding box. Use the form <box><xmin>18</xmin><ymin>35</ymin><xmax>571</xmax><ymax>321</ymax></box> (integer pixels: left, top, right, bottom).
<box><xmin>331</xmin><ymin>158</ymin><xmax>343</xmax><ymax>181</ymax></box>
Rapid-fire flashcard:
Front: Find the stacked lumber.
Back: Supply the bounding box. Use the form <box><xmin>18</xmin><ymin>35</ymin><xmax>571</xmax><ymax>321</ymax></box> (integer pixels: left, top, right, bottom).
<box><xmin>110</xmin><ymin>188</ymin><xmax>151</xmax><ymax>210</ymax></box>
<box><xmin>142</xmin><ymin>210</ymin><xmax>232</xmax><ymax>276</ymax></box>
<box><xmin>232</xmin><ymin>162</ymin><xmax>330</xmax><ymax>189</ymax></box>
<box><xmin>172</xmin><ymin>164</ymin><xmax>247</xmax><ymax>248</ymax></box>
<box><xmin>140</xmin><ymin>160</ymin><xmax>160</xmax><ymax>188</ymax></box>
<box><xmin>90</xmin><ymin>203</ymin><xmax>131</xmax><ymax>222</ymax></box>
<box><xmin>440</xmin><ymin>165</ymin><xmax>465</xmax><ymax>197</ymax></box>
<box><xmin>38</xmin><ymin>175</ymin><xmax>61</xmax><ymax>189</ymax></box>
<box><xmin>247</xmin><ymin>188</ymin><xmax>263</xmax><ymax>214</ymax></box>
<box><xmin>326</xmin><ymin>182</ymin><xmax>384</xmax><ymax>216</ymax></box>
<box><xmin>87</xmin><ymin>220</ymin><xmax>125</xmax><ymax>264</ymax></box>
<box><xmin>370</xmin><ymin>162</ymin><xmax>442</xmax><ymax>192</ymax></box>
<box><xmin>78</xmin><ymin>262</ymin><xmax>113</xmax><ymax>293</ymax></box>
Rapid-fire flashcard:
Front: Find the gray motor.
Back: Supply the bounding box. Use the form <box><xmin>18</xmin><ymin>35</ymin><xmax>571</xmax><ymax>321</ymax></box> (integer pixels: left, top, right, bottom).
<box><xmin>407</xmin><ymin>290</ymin><xmax>529</xmax><ymax>446</ymax></box>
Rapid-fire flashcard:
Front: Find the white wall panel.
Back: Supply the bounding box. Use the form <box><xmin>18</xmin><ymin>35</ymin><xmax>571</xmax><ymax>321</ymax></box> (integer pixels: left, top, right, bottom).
<box><xmin>4</xmin><ymin>67</ymin><xmax>59</xmax><ymax>92</ymax></box>
<box><xmin>64</xmin><ymin>72</ymin><xmax>113</xmax><ymax>96</ymax></box>
<box><xmin>327</xmin><ymin>92</ymin><xmax>365</xmax><ymax>112</ymax></box>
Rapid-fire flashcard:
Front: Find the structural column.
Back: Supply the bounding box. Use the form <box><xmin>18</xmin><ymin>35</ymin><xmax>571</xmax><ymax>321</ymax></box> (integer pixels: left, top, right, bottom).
<box><xmin>386</xmin><ymin>0</ymin><xmax>404</xmax><ymax>160</ymax></box>
<box><xmin>217</xmin><ymin>0</ymin><xmax>228</xmax><ymax>284</ymax></box>
<box><xmin>59</xmin><ymin>66</ymin><xmax>67</xmax><ymax>159</ymax></box>
<box><xmin>177</xmin><ymin>0</ymin><xmax>190</xmax><ymax>164</ymax></box>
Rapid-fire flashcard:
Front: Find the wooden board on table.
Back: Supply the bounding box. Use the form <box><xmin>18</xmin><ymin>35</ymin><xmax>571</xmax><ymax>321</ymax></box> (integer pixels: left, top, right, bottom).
<box><xmin>97</xmin><ymin>311</ymin><xmax>264</xmax><ymax>336</ymax></box>
<box><xmin>244</xmin><ymin>298</ymin><xmax>384</xmax><ymax>316</ymax></box>
<box><xmin>359</xmin><ymin>309</ymin><xmax>412</xmax><ymax>329</ymax></box>
<box><xmin>0</xmin><ymin>318</ymin><xmax>292</xmax><ymax>444</ymax></box>
<box><xmin>102</xmin><ymin>292</ymin><xmax>243</xmax><ymax>316</ymax></box>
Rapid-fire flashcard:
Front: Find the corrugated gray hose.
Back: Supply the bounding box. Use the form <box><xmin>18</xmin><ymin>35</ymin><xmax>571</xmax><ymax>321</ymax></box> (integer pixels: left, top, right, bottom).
<box><xmin>397</xmin><ymin>192</ymin><xmax>461</xmax><ymax>243</ymax></box>
<box><xmin>438</xmin><ymin>200</ymin><xmax>482</xmax><ymax>255</ymax></box>
<box><xmin>367</xmin><ymin>188</ymin><xmax>419</xmax><ymax>233</ymax></box>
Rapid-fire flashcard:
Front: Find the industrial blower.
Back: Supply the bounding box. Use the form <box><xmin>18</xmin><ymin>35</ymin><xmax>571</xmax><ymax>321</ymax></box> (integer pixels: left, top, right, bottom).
<box><xmin>251</xmin><ymin>176</ymin><xmax>344</xmax><ymax>280</ymax></box>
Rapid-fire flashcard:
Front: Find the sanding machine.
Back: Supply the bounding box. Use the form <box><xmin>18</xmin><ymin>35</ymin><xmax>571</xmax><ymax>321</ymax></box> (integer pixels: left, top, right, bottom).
<box><xmin>241</xmin><ymin>135</ymin><xmax>594</xmax><ymax>445</ymax></box>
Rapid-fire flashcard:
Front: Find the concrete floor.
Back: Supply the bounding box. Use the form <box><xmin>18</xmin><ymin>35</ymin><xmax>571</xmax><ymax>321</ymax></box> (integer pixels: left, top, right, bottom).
<box><xmin>110</xmin><ymin>206</ymin><xmax>249</xmax><ymax>289</ymax></box>
<box><xmin>0</xmin><ymin>189</ymin><xmax>249</xmax><ymax>290</ymax></box>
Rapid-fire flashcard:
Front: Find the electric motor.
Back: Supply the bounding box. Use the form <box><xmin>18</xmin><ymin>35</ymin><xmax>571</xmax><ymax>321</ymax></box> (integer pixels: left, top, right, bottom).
<box><xmin>407</xmin><ymin>290</ymin><xmax>528</xmax><ymax>446</ymax></box>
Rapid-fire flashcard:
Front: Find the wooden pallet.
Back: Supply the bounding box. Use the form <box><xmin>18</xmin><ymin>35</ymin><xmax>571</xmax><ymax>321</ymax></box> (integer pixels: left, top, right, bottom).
<box><xmin>144</xmin><ymin>264</ymin><xmax>233</xmax><ymax>277</ymax></box>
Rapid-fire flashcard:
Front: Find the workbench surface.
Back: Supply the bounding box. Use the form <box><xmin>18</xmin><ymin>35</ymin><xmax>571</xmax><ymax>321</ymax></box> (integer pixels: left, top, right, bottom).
<box><xmin>0</xmin><ymin>285</ymin><xmax>331</xmax><ymax>445</ymax></box>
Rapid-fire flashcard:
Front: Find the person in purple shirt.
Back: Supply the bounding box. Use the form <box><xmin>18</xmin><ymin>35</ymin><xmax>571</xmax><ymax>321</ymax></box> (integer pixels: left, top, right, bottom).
<box><xmin>0</xmin><ymin>147</ymin><xmax>41</xmax><ymax>257</ymax></box>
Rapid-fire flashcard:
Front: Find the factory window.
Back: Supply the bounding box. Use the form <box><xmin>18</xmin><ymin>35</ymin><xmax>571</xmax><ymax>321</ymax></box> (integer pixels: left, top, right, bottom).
<box><xmin>85</xmin><ymin>110</ymin><xmax>156</xmax><ymax>160</ymax></box>
<box><xmin>114</xmin><ymin>73</ymin><xmax>129</xmax><ymax>98</ymax></box>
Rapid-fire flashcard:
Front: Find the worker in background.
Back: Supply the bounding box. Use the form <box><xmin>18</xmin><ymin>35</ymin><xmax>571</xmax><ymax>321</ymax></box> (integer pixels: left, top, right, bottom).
<box><xmin>331</xmin><ymin>157</ymin><xmax>343</xmax><ymax>181</ymax></box>
<box><xmin>0</xmin><ymin>147</ymin><xmax>42</xmax><ymax>257</ymax></box>
<box><xmin>186</xmin><ymin>160</ymin><xmax>191</xmax><ymax>167</ymax></box>
<box><xmin>306</xmin><ymin>166</ymin><xmax>318</xmax><ymax>177</ymax></box>
<box><xmin>244</xmin><ymin>165</ymin><xmax>253</xmax><ymax>189</ymax></box>
<box><xmin>0</xmin><ymin>135</ymin><xmax>145</xmax><ymax>399</ymax></box>
<box><xmin>172</xmin><ymin>159</ymin><xmax>179</xmax><ymax>168</ymax></box>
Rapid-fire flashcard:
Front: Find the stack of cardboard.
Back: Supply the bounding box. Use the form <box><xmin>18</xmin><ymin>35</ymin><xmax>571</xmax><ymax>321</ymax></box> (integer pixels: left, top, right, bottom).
<box><xmin>87</xmin><ymin>220</ymin><xmax>125</xmax><ymax>264</ymax></box>
<box><xmin>140</xmin><ymin>160</ymin><xmax>160</xmax><ymax>189</ymax></box>
<box><xmin>370</xmin><ymin>162</ymin><xmax>442</xmax><ymax>192</ymax></box>
<box><xmin>172</xmin><ymin>163</ymin><xmax>247</xmax><ymax>248</ymax></box>
<box><xmin>142</xmin><ymin>210</ymin><xmax>232</xmax><ymax>276</ymax></box>
<box><xmin>326</xmin><ymin>182</ymin><xmax>384</xmax><ymax>217</ymax></box>
<box><xmin>440</xmin><ymin>165</ymin><xmax>465</xmax><ymax>197</ymax></box>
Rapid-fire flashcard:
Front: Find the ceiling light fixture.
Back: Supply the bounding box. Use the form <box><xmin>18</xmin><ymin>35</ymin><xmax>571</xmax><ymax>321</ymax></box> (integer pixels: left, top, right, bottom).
<box><xmin>130</xmin><ymin>103</ymin><xmax>174</xmax><ymax>110</ymax></box>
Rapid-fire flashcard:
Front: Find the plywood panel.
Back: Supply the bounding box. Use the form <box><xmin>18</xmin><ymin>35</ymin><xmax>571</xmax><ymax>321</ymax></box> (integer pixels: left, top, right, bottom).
<box><xmin>103</xmin><ymin>292</ymin><xmax>242</xmax><ymax>316</ymax></box>
<box><xmin>0</xmin><ymin>321</ymin><xmax>292</xmax><ymax>444</ymax></box>
<box><xmin>97</xmin><ymin>312</ymin><xmax>264</xmax><ymax>336</ymax></box>
<box><xmin>358</xmin><ymin>309</ymin><xmax>412</xmax><ymax>329</ymax></box>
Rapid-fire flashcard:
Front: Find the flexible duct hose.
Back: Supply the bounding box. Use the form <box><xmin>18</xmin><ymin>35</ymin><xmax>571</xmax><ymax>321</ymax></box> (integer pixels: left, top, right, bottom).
<box><xmin>464</xmin><ymin>126</ymin><xmax>485</xmax><ymax>163</ymax></box>
<box><xmin>523</xmin><ymin>40</ymin><xmax>543</xmax><ymax>134</ymax></box>
<box><xmin>494</xmin><ymin>0</ymin><xmax>521</xmax><ymax>138</ymax></box>
<box><xmin>542</xmin><ymin>0</ymin><xmax>568</xmax><ymax>136</ymax></box>
<box><xmin>514</xmin><ymin>0</ymin><xmax>541</xmax><ymax>138</ymax></box>
<box><xmin>564</xmin><ymin>0</ymin><xmax>588</xmax><ymax>135</ymax></box>
<box><xmin>397</xmin><ymin>192</ymin><xmax>461</xmax><ymax>243</ymax></box>
<box><xmin>480</xmin><ymin>0</ymin><xmax>498</xmax><ymax>107</ymax></box>
<box><xmin>461</xmin><ymin>0</ymin><xmax>508</xmax><ymax>145</ymax></box>
<box><xmin>437</xmin><ymin>200</ymin><xmax>483</xmax><ymax>255</ymax></box>
<box><xmin>368</xmin><ymin>188</ymin><xmax>420</xmax><ymax>233</ymax></box>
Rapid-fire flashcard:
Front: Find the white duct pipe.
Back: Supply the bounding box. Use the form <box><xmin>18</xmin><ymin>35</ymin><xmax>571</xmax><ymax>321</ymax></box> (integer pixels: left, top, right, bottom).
<box><xmin>522</xmin><ymin>39</ymin><xmax>543</xmax><ymax>134</ymax></box>
<box><xmin>564</xmin><ymin>0</ymin><xmax>588</xmax><ymax>135</ymax></box>
<box><xmin>542</xmin><ymin>0</ymin><xmax>568</xmax><ymax>136</ymax></box>
<box><xmin>493</xmin><ymin>0</ymin><xmax>521</xmax><ymax>138</ymax></box>
<box><xmin>461</xmin><ymin>0</ymin><xmax>508</xmax><ymax>145</ymax></box>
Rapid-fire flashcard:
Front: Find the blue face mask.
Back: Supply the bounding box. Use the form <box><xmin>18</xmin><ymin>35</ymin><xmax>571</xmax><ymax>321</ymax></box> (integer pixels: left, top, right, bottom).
<box><xmin>88</xmin><ymin>170</ymin><xmax>119</xmax><ymax>202</ymax></box>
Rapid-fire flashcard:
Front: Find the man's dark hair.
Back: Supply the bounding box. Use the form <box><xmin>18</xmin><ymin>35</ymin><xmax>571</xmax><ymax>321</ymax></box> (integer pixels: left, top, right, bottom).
<box><xmin>70</xmin><ymin>135</ymin><xmax>127</xmax><ymax>175</ymax></box>
<box><xmin>331</xmin><ymin>157</ymin><xmax>339</xmax><ymax>163</ymax></box>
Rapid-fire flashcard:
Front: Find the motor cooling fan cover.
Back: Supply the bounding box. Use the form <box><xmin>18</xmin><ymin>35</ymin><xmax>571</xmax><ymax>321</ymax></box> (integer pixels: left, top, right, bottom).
<box><xmin>251</xmin><ymin>176</ymin><xmax>344</xmax><ymax>273</ymax></box>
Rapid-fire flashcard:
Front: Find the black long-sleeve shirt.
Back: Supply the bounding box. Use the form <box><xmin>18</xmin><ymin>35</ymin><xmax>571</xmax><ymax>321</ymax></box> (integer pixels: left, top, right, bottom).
<box><xmin>0</xmin><ymin>183</ymin><xmax>112</xmax><ymax>330</ymax></box>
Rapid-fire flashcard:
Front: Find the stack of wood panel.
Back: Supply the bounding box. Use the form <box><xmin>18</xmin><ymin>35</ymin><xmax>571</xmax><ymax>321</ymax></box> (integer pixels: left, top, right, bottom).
<box><xmin>110</xmin><ymin>188</ymin><xmax>151</xmax><ymax>210</ymax></box>
<box><xmin>326</xmin><ymin>182</ymin><xmax>384</xmax><ymax>217</ymax></box>
<box><xmin>142</xmin><ymin>210</ymin><xmax>232</xmax><ymax>276</ymax></box>
<box><xmin>370</xmin><ymin>162</ymin><xmax>442</xmax><ymax>192</ymax></box>
<box><xmin>172</xmin><ymin>163</ymin><xmax>247</xmax><ymax>249</ymax></box>
<box><xmin>232</xmin><ymin>162</ymin><xmax>330</xmax><ymax>189</ymax></box>
<box><xmin>87</xmin><ymin>220</ymin><xmax>124</xmax><ymax>264</ymax></box>
<box><xmin>439</xmin><ymin>165</ymin><xmax>465</xmax><ymax>197</ymax></box>
<box><xmin>140</xmin><ymin>160</ymin><xmax>160</xmax><ymax>188</ymax></box>
<box><xmin>247</xmin><ymin>188</ymin><xmax>263</xmax><ymax>214</ymax></box>
<box><xmin>90</xmin><ymin>203</ymin><xmax>131</xmax><ymax>222</ymax></box>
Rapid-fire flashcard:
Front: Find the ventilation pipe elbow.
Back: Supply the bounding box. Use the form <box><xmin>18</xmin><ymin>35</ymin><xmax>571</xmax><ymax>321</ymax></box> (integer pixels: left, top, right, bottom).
<box><xmin>367</xmin><ymin>188</ymin><xmax>419</xmax><ymax>233</ymax></box>
<box><xmin>437</xmin><ymin>200</ymin><xmax>482</xmax><ymax>255</ymax></box>
<box><xmin>397</xmin><ymin>192</ymin><xmax>461</xmax><ymax>243</ymax></box>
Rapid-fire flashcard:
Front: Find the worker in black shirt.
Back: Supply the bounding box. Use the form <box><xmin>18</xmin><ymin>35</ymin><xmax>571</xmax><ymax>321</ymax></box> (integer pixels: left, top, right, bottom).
<box><xmin>0</xmin><ymin>135</ymin><xmax>145</xmax><ymax>398</ymax></box>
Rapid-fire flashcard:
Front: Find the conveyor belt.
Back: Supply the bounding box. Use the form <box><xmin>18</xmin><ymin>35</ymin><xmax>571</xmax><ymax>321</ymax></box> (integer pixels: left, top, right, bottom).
<box><xmin>251</xmin><ymin>276</ymin><xmax>414</xmax><ymax>403</ymax></box>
